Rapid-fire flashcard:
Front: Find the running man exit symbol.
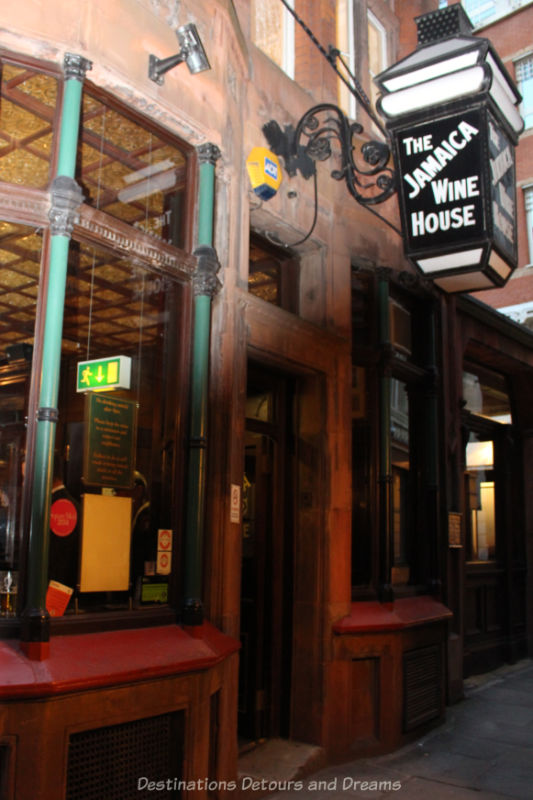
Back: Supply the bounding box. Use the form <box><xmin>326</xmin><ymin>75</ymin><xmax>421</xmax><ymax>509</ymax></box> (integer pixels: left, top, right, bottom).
<box><xmin>76</xmin><ymin>356</ymin><xmax>131</xmax><ymax>392</ymax></box>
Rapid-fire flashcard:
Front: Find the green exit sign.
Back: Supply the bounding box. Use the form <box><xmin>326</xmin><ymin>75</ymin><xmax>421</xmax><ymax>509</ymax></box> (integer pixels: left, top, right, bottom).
<box><xmin>76</xmin><ymin>356</ymin><xmax>131</xmax><ymax>392</ymax></box>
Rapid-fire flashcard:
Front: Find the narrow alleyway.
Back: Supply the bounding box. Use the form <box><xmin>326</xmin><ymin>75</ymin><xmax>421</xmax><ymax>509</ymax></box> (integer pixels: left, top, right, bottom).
<box><xmin>257</xmin><ymin>660</ymin><xmax>533</xmax><ymax>799</ymax></box>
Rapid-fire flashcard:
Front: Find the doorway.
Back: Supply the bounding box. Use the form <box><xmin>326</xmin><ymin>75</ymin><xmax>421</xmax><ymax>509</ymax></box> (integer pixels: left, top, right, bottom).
<box><xmin>238</xmin><ymin>366</ymin><xmax>294</xmax><ymax>745</ymax></box>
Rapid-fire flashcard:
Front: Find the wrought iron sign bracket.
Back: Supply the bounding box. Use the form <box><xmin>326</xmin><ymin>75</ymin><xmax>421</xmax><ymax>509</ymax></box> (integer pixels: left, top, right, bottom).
<box><xmin>263</xmin><ymin>103</ymin><xmax>397</xmax><ymax>211</ymax></box>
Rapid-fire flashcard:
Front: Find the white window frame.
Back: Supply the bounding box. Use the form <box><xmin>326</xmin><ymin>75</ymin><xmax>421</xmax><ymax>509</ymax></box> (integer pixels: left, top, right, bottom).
<box><xmin>367</xmin><ymin>10</ymin><xmax>388</xmax><ymax>112</ymax></box>
<box><xmin>524</xmin><ymin>185</ymin><xmax>533</xmax><ymax>266</ymax></box>
<box><xmin>337</xmin><ymin>0</ymin><xmax>356</xmax><ymax>119</ymax></box>
<box><xmin>282</xmin><ymin>0</ymin><xmax>295</xmax><ymax>79</ymax></box>
<box><xmin>515</xmin><ymin>52</ymin><xmax>533</xmax><ymax>129</ymax></box>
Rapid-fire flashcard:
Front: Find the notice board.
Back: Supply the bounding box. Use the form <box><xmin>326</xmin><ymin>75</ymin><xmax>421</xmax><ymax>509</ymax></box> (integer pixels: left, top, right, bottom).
<box><xmin>79</xmin><ymin>494</ymin><xmax>132</xmax><ymax>592</ymax></box>
<box><xmin>84</xmin><ymin>393</ymin><xmax>136</xmax><ymax>489</ymax></box>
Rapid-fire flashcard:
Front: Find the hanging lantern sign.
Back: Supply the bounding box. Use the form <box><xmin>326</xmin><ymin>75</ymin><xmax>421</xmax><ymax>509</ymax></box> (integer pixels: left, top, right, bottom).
<box><xmin>391</xmin><ymin>105</ymin><xmax>517</xmax><ymax>292</ymax></box>
<box><xmin>375</xmin><ymin>3</ymin><xmax>523</xmax><ymax>293</ymax></box>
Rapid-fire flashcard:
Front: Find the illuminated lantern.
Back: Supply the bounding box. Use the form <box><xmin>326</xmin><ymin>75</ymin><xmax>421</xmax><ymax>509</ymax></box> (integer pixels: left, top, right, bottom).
<box><xmin>375</xmin><ymin>3</ymin><xmax>523</xmax><ymax>293</ymax></box>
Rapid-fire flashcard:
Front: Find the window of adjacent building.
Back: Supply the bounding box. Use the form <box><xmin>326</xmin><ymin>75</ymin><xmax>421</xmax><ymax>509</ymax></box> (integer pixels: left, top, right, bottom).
<box><xmin>336</xmin><ymin>0</ymin><xmax>356</xmax><ymax>118</ymax></box>
<box><xmin>524</xmin><ymin>186</ymin><xmax>533</xmax><ymax>266</ymax></box>
<box><xmin>248</xmin><ymin>233</ymin><xmax>300</xmax><ymax>313</ymax></box>
<box><xmin>515</xmin><ymin>54</ymin><xmax>533</xmax><ymax>129</ymax></box>
<box><xmin>461</xmin><ymin>0</ymin><xmax>498</xmax><ymax>27</ymax></box>
<box><xmin>0</xmin><ymin>57</ymin><xmax>192</xmax><ymax>621</ymax></box>
<box><xmin>252</xmin><ymin>0</ymin><xmax>295</xmax><ymax>79</ymax></box>
<box><xmin>367</xmin><ymin>10</ymin><xmax>387</xmax><ymax>114</ymax></box>
<box><xmin>462</xmin><ymin>0</ymin><xmax>532</xmax><ymax>28</ymax></box>
<box><xmin>497</xmin><ymin>299</ymin><xmax>533</xmax><ymax>329</ymax></box>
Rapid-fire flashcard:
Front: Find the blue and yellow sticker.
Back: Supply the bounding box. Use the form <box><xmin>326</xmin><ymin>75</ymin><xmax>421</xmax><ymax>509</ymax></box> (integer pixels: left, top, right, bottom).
<box><xmin>246</xmin><ymin>147</ymin><xmax>282</xmax><ymax>200</ymax></box>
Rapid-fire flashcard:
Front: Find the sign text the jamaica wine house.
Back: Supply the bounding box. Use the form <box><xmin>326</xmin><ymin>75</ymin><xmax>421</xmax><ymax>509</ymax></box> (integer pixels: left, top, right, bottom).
<box><xmin>395</xmin><ymin>107</ymin><xmax>516</xmax><ymax>265</ymax></box>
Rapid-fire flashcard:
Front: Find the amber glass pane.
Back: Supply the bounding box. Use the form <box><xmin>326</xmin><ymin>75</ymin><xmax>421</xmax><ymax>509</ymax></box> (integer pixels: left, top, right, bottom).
<box><xmin>77</xmin><ymin>92</ymin><xmax>187</xmax><ymax>245</ymax></box>
<box><xmin>0</xmin><ymin>222</ymin><xmax>41</xmax><ymax>599</ymax></box>
<box><xmin>0</xmin><ymin>63</ymin><xmax>57</xmax><ymax>189</ymax></box>
<box><xmin>0</xmin><ymin>221</ymin><xmax>41</xmax><ymax>355</ymax></box>
<box><xmin>248</xmin><ymin>238</ymin><xmax>280</xmax><ymax>305</ymax></box>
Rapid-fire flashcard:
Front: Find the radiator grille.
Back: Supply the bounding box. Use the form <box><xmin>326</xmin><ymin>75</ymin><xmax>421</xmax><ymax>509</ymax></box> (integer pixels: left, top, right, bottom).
<box><xmin>403</xmin><ymin>645</ymin><xmax>442</xmax><ymax>732</ymax></box>
<box><xmin>66</xmin><ymin>712</ymin><xmax>183</xmax><ymax>800</ymax></box>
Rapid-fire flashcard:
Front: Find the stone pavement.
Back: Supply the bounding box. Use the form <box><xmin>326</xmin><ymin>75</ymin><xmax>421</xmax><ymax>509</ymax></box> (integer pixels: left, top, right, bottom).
<box><xmin>261</xmin><ymin>659</ymin><xmax>533</xmax><ymax>800</ymax></box>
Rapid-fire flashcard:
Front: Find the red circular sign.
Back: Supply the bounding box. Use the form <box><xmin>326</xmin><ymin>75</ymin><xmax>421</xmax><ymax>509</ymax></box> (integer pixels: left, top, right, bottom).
<box><xmin>158</xmin><ymin>530</ymin><xmax>172</xmax><ymax>550</ymax></box>
<box><xmin>50</xmin><ymin>498</ymin><xmax>78</xmax><ymax>537</ymax></box>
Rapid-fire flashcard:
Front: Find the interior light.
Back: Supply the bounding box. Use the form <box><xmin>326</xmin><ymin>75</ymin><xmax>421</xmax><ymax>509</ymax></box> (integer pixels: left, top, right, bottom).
<box><xmin>118</xmin><ymin>169</ymin><xmax>177</xmax><ymax>203</ymax></box>
<box><xmin>416</xmin><ymin>248</ymin><xmax>484</xmax><ymax>274</ymax></box>
<box><xmin>123</xmin><ymin>159</ymin><xmax>176</xmax><ymax>185</ymax></box>
<box><xmin>466</xmin><ymin>440</ymin><xmax>494</xmax><ymax>469</ymax></box>
<box><xmin>379</xmin><ymin>66</ymin><xmax>487</xmax><ymax>118</ymax></box>
<box><xmin>382</xmin><ymin>50</ymin><xmax>481</xmax><ymax>93</ymax></box>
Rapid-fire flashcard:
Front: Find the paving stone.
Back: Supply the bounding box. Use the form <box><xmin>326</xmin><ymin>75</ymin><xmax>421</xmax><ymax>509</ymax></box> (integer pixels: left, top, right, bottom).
<box><xmin>262</xmin><ymin>660</ymin><xmax>533</xmax><ymax>800</ymax></box>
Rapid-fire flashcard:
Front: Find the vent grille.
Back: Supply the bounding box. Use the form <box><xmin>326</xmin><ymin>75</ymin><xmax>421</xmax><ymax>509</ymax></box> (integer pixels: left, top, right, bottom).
<box><xmin>66</xmin><ymin>712</ymin><xmax>184</xmax><ymax>800</ymax></box>
<box><xmin>403</xmin><ymin>645</ymin><xmax>442</xmax><ymax>732</ymax></box>
<box><xmin>415</xmin><ymin>5</ymin><xmax>473</xmax><ymax>45</ymax></box>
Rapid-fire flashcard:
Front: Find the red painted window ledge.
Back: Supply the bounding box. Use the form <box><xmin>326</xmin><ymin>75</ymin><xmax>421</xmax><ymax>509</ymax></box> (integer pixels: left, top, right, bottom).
<box><xmin>0</xmin><ymin>622</ymin><xmax>240</xmax><ymax>699</ymax></box>
<box><xmin>333</xmin><ymin>596</ymin><xmax>453</xmax><ymax>634</ymax></box>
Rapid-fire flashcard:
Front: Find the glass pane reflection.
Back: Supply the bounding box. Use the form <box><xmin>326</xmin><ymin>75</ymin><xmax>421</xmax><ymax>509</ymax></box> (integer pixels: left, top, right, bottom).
<box><xmin>0</xmin><ymin>63</ymin><xmax>57</xmax><ymax>189</ymax></box>
<box><xmin>78</xmin><ymin>92</ymin><xmax>187</xmax><ymax>246</ymax></box>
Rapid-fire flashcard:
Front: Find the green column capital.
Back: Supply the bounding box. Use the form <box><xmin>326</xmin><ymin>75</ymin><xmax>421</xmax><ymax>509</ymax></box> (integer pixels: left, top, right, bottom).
<box><xmin>63</xmin><ymin>52</ymin><xmax>93</xmax><ymax>81</ymax></box>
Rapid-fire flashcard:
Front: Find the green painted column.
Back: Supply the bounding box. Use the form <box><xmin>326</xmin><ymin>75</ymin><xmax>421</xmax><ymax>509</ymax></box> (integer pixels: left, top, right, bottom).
<box><xmin>182</xmin><ymin>143</ymin><xmax>221</xmax><ymax>626</ymax></box>
<box><xmin>377</xmin><ymin>272</ymin><xmax>393</xmax><ymax>603</ymax></box>
<box><xmin>22</xmin><ymin>54</ymin><xmax>91</xmax><ymax>651</ymax></box>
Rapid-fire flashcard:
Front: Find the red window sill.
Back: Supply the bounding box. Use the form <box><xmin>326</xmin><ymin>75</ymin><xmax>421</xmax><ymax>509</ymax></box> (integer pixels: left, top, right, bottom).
<box><xmin>333</xmin><ymin>596</ymin><xmax>453</xmax><ymax>634</ymax></box>
<box><xmin>0</xmin><ymin>622</ymin><xmax>240</xmax><ymax>699</ymax></box>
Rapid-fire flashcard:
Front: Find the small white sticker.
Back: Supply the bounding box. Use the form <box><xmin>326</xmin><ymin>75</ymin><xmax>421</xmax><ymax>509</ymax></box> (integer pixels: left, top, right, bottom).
<box><xmin>230</xmin><ymin>483</ymin><xmax>241</xmax><ymax>524</ymax></box>
<box><xmin>156</xmin><ymin>551</ymin><xmax>171</xmax><ymax>575</ymax></box>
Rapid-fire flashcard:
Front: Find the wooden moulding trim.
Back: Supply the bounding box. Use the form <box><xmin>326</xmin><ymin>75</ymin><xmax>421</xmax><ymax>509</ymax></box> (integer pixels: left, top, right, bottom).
<box><xmin>0</xmin><ymin>182</ymin><xmax>50</xmax><ymax>228</ymax></box>
<box><xmin>0</xmin><ymin>622</ymin><xmax>240</xmax><ymax>699</ymax></box>
<box><xmin>0</xmin><ymin>185</ymin><xmax>197</xmax><ymax>282</ymax></box>
<box><xmin>240</xmin><ymin>290</ymin><xmax>351</xmax><ymax>375</ymax></box>
<box><xmin>333</xmin><ymin>596</ymin><xmax>453</xmax><ymax>634</ymax></box>
<box><xmin>75</xmin><ymin>206</ymin><xmax>197</xmax><ymax>281</ymax></box>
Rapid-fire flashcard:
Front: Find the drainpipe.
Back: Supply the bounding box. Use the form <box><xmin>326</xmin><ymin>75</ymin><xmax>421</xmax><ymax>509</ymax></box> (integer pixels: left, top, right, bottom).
<box><xmin>424</xmin><ymin>306</ymin><xmax>441</xmax><ymax>596</ymax></box>
<box><xmin>21</xmin><ymin>54</ymin><xmax>91</xmax><ymax>658</ymax></box>
<box><xmin>377</xmin><ymin>271</ymin><xmax>393</xmax><ymax>603</ymax></box>
<box><xmin>182</xmin><ymin>143</ymin><xmax>221</xmax><ymax>627</ymax></box>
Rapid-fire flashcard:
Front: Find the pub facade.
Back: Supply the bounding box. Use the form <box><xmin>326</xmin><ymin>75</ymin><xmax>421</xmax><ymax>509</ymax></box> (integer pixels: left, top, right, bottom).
<box><xmin>0</xmin><ymin>1</ymin><xmax>532</xmax><ymax>798</ymax></box>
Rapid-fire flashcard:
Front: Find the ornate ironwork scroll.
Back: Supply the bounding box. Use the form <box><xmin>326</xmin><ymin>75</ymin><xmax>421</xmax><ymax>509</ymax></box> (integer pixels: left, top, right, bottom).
<box><xmin>263</xmin><ymin>103</ymin><xmax>396</xmax><ymax>208</ymax></box>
